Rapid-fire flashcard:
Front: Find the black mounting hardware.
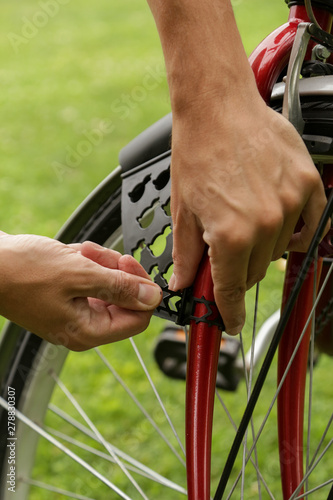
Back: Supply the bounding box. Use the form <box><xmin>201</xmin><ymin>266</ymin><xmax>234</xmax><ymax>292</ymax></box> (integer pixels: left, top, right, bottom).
<box><xmin>308</xmin><ymin>22</ymin><xmax>333</xmax><ymax>51</ymax></box>
<box><xmin>121</xmin><ymin>152</ymin><xmax>225</xmax><ymax>329</ymax></box>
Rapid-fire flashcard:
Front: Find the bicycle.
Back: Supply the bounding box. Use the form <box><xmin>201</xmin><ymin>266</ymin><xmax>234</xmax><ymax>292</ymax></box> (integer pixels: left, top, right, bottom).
<box><xmin>0</xmin><ymin>0</ymin><xmax>333</xmax><ymax>498</ymax></box>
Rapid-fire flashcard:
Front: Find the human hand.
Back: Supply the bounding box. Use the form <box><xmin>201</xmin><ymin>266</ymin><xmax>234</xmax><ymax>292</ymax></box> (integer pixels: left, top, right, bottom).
<box><xmin>0</xmin><ymin>233</ymin><xmax>162</xmax><ymax>350</ymax></box>
<box><xmin>168</xmin><ymin>98</ymin><xmax>329</xmax><ymax>335</ymax></box>
<box><xmin>147</xmin><ymin>0</ymin><xmax>329</xmax><ymax>335</ymax></box>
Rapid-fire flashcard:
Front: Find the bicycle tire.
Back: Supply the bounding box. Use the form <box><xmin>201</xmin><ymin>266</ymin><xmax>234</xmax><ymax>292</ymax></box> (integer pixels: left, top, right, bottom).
<box><xmin>0</xmin><ymin>94</ymin><xmax>332</xmax><ymax>499</ymax></box>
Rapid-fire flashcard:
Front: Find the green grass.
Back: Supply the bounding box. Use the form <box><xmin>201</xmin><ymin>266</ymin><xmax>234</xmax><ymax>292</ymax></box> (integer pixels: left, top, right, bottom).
<box><xmin>0</xmin><ymin>0</ymin><xmax>287</xmax><ymax>332</ymax></box>
<box><xmin>0</xmin><ymin>0</ymin><xmax>286</xmax><ymax>235</ymax></box>
<box><xmin>26</xmin><ymin>264</ymin><xmax>333</xmax><ymax>499</ymax></box>
<box><xmin>1</xmin><ymin>1</ymin><xmax>332</xmax><ymax>499</ymax></box>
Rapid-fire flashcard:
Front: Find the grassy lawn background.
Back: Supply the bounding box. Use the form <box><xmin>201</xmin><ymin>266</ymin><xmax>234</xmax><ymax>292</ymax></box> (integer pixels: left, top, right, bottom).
<box><xmin>0</xmin><ymin>0</ymin><xmax>287</xmax><ymax>331</ymax></box>
<box><xmin>3</xmin><ymin>2</ymin><xmax>330</xmax><ymax>500</ymax></box>
<box><xmin>0</xmin><ymin>0</ymin><xmax>287</xmax><ymax>236</ymax></box>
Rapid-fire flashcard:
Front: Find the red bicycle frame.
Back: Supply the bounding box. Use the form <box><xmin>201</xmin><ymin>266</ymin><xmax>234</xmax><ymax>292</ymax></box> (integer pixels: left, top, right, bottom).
<box><xmin>185</xmin><ymin>4</ymin><xmax>333</xmax><ymax>500</ymax></box>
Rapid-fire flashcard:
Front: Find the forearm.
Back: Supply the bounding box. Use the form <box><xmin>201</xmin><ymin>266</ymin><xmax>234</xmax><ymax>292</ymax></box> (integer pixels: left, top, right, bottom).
<box><xmin>146</xmin><ymin>0</ymin><xmax>260</xmax><ymax>113</ymax></box>
<box><xmin>146</xmin><ymin>0</ymin><xmax>328</xmax><ymax>337</ymax></box>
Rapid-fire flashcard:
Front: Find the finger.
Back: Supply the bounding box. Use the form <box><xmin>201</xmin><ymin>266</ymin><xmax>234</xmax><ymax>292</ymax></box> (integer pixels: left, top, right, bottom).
<box><xmin>78</xmin><ymin>264</ymin><xmax>162</xmax><ymax>311</ymax></box>
<box><xmin>118</xmin><ymin>254</ymin><xmax>152</xmax><ymax>280</ymax></box>
<box><xmin>208</xmin><ymin>243</ymin><xmax>251</xmax><ymax>336</ymax></box>
<box><xmin>67</xmin><ymin>300</ymin><xmax>152</xmax><ymax>350</ymax></box>
<box><xmin>271</xmin><ymin>215</ymin><xmax>299</xmax><ymax>261</ymax></box>
<box><xmin>68</xmin><ymin>243</ymin><xmax>83</xmax><ymax>251</ymax></box>
<box><xmin>95</xmin><ymin>304</ymin><xmax>152</xmax><ymax>343</ymax></box>
<box><xmin>80</xmin><ymin>241</ymin><xmax>122</xmax><ymax>269</ymax></box>
<box><xmin>169</xmin><ymin>210</ymin><xmax>205</xmax><ymax>291</ymax></box>
<box><xmin>246</xmin><ymin>242</ymin><xmax>275</xmax><ymax>290</ymax></box>
<box><xmin>81</xmin><ymin>242</ymin><xmax>151</xmax><ymax>281</ymax></box>
<box><xmin>287</xmin><ymin>185</ymin><xmax>329</xmax><ymax>253</ymax></box>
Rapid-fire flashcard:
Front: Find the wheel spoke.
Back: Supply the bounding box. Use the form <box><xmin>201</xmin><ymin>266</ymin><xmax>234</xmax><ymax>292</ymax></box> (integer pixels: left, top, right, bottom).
<box><xmin>214</xmin><ymin>289</ymin><xmax>274</xmax><ymax>499</ymax></box>
<box><xmin>0</xmin><ymin>397</ymin><xmax>132</xmax><ymax>500</ymax></box>
<box><xmin>216</xmin><ymin>386</ymin><xmax>275</xmax><ymax>500</ymax></box>
<box><xmin>306</xmin><ymin>254</ymin><xmax>318</xmax><ymax>496</ymax></box>
<box><xmin>20</xmin><ymin>479</ymin><xmax>96</xmax><ymax>500</ymax></box>
<box><xmin>48</xmin><ymin>403</ymin><xmax>186</xmax><ymax>492</ymax></box>
<box><xmin>226</xmin><ymin>289</ymin><xmax>274</xmax><ymax>500</ymax></box>
<box><xmin>51</xmin><ymin>372</ymin><xmax>149</xmax><ymax>500</ymax></box>
<box><xmin>308</xmin><ymin>413</ymin><xmax>333</xmax><ymax>470</ymax></box>
<box><xmin>224</xmin><ymin>259</ymin><xmax>333</xmax><ymax>498</ymax></box>
<box><xmin>94</xmin><ymin>346</ymin><xmax>185</xmax><ymax>466</ymax></box>
<box><xmin>292</xmin><ymin>479</ymin><xmax>333</xmax><ymax>500</ymax></box>
<box><xmin>241</xmin><ymin>284</ymin><xmax>262</xmax><ymax>499</ymax></box>
<box><xmin>289</xmin><ymin>439</ymin><xmax>333</xmax><ymax>500</ymax></box>
<box><xmin>130</xmin><ymin>337</ymin><xmax>186</xmax><ymax>458</ymax></box>
<box><xmin>1</xmin><ymin>150</ymin><xmax>332</xmax><ymax>500</ymax></box>
<box><xmin>45</xmin><ymin>426</ymin><xmax>187</xmax><ymax>494</ymax></box>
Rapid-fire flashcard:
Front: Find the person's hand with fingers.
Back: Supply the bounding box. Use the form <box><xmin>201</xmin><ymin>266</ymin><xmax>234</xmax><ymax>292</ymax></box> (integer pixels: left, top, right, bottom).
<box><xmin>147</xmin><ymin>0</ymin><xmax>330</xmax><ymax>335</ymax></box>
<box><xmin>0</xmin><ymin>233</ymin><xmax>162</xmax><ymax>350</ymax></box>
<box><xmin>169</xmin><ymin>108</ymin><xmax>328</xmax><ymax>335</ymax></box>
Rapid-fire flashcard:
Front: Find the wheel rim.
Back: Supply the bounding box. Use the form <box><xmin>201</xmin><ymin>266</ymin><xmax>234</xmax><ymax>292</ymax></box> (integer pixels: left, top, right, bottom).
<box><xmin>1</xmin><ymin>127</ymin><xmax>333</xmax><ymax>500</ymax></box>
<box><xmin>0</xmin><ymin>243</ymin><xmax>332</xmax><ymax>499</ymax></box>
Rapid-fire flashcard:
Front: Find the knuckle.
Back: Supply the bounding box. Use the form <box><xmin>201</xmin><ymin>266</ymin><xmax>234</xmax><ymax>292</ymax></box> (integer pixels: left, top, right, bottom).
<box><xmin>303</xmin><ymin>165</ymin><xmax>321</xmax><ymax>187</ymax></box>
<box><xmin>281</xmin><ymin>190</ymin><xmax>303</xmax><ymax>216</ymax></box>
<box><xmin>253</xmin><ymin>204</ymin><xmax>284</xmax><ymax>237</ymax></box>
<box><xmin>262</xmin><ymin>209</ymin><xmax>283</xmax><ymax>232</ymax></box>
<box><xmin>111</xmin><ymin>272</ymin><xmax>136</xmax><ymax>303</ymax></box>
<box><xmin>206</xmin><ymin>225</ymin><xmax>251</xmax><ymax>254</ymax></box>
<box><xmin>109</xmin><ymin>273</ymin><xmax>123</xmax><ymax>301</ymax></box>
<box><xmin>292</xmin><ymin>165</ymin><xmax>322</xmax><ymax>198</ymax></box>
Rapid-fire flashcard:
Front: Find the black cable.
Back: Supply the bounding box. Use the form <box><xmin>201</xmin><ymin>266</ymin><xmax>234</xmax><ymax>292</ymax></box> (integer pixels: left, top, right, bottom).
<box><xmin>214</xmin><ymin>191</ymin><xmax>333</xmax><ymax>499</ymax></box>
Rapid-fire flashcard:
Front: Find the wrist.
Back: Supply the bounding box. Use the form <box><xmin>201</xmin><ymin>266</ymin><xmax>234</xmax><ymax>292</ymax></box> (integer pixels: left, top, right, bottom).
<box><xmin>169</xmin><ymin>64</ymin><xmax>259</xmax><ymax>118</ymax></box>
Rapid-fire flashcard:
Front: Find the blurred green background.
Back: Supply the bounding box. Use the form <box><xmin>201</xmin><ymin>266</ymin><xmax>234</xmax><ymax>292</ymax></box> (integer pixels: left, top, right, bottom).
<box><xmin>0</xmin><ymin>0</ymin><xmax>287</xmax><ymax>331</ymax></box>
<box><xmin>2</xmin><ymin>2</ymin><xmax>333</xmax><ymax>500</ymax></box>
<box><xmin>0</xmin><ymin>0</ymin><xmax>287</xmax><ymax>235</ymax></box>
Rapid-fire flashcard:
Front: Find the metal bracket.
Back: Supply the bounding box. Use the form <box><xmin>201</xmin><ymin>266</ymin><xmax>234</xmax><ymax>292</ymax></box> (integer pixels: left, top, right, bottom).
<box><xmin>308</xmin><ymin>22</ymin><xmax>333</xmax><ymax>50</ymax></box>
<box><xmin>305</xmin><ymin>0</ymin><xmax>333</xmax><ymax>51</ymax></box>
<box><xmin>121</xmin><ymin>153</ymin><xmax>224</xmax><ymax>329</ymax></box>
<box><xmin>283</xmin><ymin>16</ymin><xmax>333</xmax><ymax>135</ymax></box>
<box><xmin>282</xmin><ymin>23</ymin><xmax>311</xmax><ymax>134</ymax></box>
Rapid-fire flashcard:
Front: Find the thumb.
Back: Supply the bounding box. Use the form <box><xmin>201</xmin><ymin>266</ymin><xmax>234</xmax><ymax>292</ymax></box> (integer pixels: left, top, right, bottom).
<box><xmin>80</xmin><ymin>261</ymin><xmax>162</xmax><ymax>311</ymax></box>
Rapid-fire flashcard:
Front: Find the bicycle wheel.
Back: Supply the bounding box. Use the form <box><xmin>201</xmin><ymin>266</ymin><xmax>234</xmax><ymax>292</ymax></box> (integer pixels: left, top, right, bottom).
<box><xmin>0</xmin><ymin>89</ymin><xmax>332</xmax><ymax>500</ymax></box>
<box><xmin>207</xmin><ymin>87</ymin><xmax>333</xmax><ymax>499</ymax></box>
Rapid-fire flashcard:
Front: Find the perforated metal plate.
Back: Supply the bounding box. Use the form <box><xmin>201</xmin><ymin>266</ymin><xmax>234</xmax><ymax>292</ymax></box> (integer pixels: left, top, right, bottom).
<box><xmin>121</xmin><ymin>151</ymin><xmax>224</xmax><ymax>329</ymax></box>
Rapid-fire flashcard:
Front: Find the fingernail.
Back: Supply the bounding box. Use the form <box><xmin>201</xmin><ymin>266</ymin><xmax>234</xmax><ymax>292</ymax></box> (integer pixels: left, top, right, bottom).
<box><xmin>138</xmin><ymin>283</ymin><xmax>162</xmax><ymax>307</ymax></box>
<box><xmin>168</xmin><ymin>273</ymin><xmax>178</xmax><ymax>291</ymax></box>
